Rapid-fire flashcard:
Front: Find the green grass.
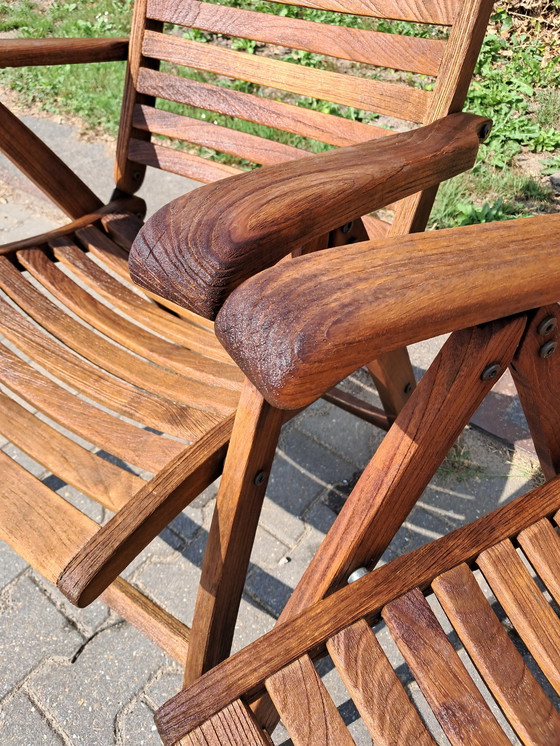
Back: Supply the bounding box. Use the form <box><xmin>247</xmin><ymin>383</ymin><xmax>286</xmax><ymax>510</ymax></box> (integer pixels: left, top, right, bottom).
<box><xmin>1</xmin><ymin>1</ymin><xmax>558</xmax><ymax>224</ymax></box>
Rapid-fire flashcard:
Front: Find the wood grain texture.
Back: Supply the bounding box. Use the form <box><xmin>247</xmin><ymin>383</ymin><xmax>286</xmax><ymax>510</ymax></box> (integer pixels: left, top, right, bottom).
<box><xmin>0</xmin><ymin>392</ymin><xmax>144</xmax><ymax>512</ymax></box>
<box><xmin>128</xmin><ymin>138</ymin><xmax>242</xmax><ymax>182</ymax></box>
<box><xmin>278</xmin><ymin>318</ymin><xmax>525</xmax><ymax>619</ymax></box>
<box><xmin>142</xmin><ymin>32</ymin><xmax>430</xmax><ymax>122</ymax></box>
<box><xmin>0</xmin><ymin>452</ymin><xmax>97</xmax><ymax>584</ymax></box>
<box><xmin>433</xmin><ymin>563</ymin><xmax>560</xmax><ymax>745</ymax></box>
<box><xmin>518</xmin><ymin>518</ymin><xmax>560</xmax><ymax>607</ymax></box>
<box><xmin>231</xmin><ymin>0</ymin><xmax>460</xmax><ymax>26</ymax></box>
<box><xmin>58</xmin><ymin>416</ymin><xmax>232</xmax><ymax>606</ymax></box>
<box><xmin>148</xmin><ymin>0</ymin><xmax>445</xmax><ymax>75</ymax></box>
<box><xmin>136</xmin><ymin>69</ymin><xmax>388</xmax><ymax>148</ymax></box>
<box><xmin>0</xmin><ymin>37</ymin><xmax>128</xmax><ymax>67</ymax></box>
<box><xmin>133</xmin><ymin>105</ymin><xmax>307</xmax><ymax>167</ymax></box>
<box><xmin>0</xmin><ymin>341</ymin><xmax>178</xmax><ymax>473</ymax></box>
<box><xmin>184</xmin><ymin>381</ymin><xmax>284</xmax><ymax>683</ymax></box>
<box><xmin>477</xmin><ymin>539</ymin><xmax>560</xmax><ymax>696</ymax></box>
<box><xmin>511</xmin><ymin>306</ymin><xmax>560</xmax><ymax>480</ymax></box>
<box><xmin>327</xmin><ymin>619</ymin><xmax>435</xmax><ymax>745</ymax></box>
<box><xmin>0</xmin><ymin>101</ymin><xmax>102</xmax><ymax>219</ymax></box>
<box><xmin>155</xmin><ymin>477</ymin><xmax>560</xmax><ymax>743</ymax></box>
<box><xmin>176</xmin><ymin>700</ymin><xmax>272</xmax><ymax>746</ymax></box>
<box><xmin>382</xmin><ymin>588</ymin><xmax>510</xmax><ymax>746</ymax></box>
<box><xmin>130</xmin><ymin>112</ymin><xmax>488</xmax><ymax>320</ymax></box>
<box><xmin>266</xmin><ymin>655</ymin><xmax>354</xmax><ymax>746</ymax></box>
<box><xmin>216</xmin><ymin>213</ymin><xmax>560</xmax><ymax>409</ymax></box>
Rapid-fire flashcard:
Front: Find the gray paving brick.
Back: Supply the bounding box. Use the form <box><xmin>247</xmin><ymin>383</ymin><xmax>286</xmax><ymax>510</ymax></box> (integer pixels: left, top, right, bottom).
<box><xmin>28</xmin><ymin>623</ymin><xmax>169</xmax><ymax>746</ymax></box>
<box><xmin>266</xmin><ymin>450</ymin><xmax>324</xmax><ymax>518</ymax></box>
<box><xmin>0</xmin><ymin>540</ymin><xmax>28</xmax><ymax>587</ymax></box>
<box><xmin>0</xmin><ymin>691</ymin><xmax>64</xmax><ymax>745</ymax></box>
<box><xmin>0</xmin><ymin>576</ymin><xmax>84</xmax><ymax>699</ymax></box>
<box><xmin>142</xmin><ymin>667</ymin><xmax>183</xmax><ymax>710</ymax></box>
<box><xmin>117</xmin><ymin>698</ymin><xmax>160</xmax><ymax>746</ymax></box>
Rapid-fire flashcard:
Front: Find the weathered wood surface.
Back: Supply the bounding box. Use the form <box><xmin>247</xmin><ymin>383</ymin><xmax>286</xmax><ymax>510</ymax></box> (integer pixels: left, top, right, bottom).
<box><xmin>130</xmin><ymin>112</ymin><xmax>488</xmax><ymax>319</ymax></box>
<box><xmin>0</xmin><ymin>37</ymin><xmax>128</xmax><ymax>67</ymax></box>
<box><xmin>217</xmin><ymin>213</ymin><xmax>560</xmax><ymax>409</ymax></box>
<box><xmin>155</xmin><ymin>476</ymin><xmax>560</xmax><ymax>743</ymax></box>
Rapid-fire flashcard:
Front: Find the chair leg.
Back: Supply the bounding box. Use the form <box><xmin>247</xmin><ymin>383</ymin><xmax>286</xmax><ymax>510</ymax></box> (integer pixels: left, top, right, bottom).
<box><xmin>184</xmin><ymin>379</ymin><xmax>284</xmax><ymax>685</ymax></box>
<box><xmin>511</xmin><ymin>304</ymin><xmax>560</xmax><ymax>480</ymax></box>
<box><xmin>280</xmin><ymin>315</ymin><xmax>527</xmax><ymax>619</ymax></box>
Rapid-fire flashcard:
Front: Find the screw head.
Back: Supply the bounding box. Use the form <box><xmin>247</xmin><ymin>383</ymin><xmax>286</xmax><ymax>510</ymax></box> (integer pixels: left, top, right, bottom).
<box><xmin>253</xmin><ymin>470</ymin><xmax>266</xmax><ymax>486</ymax></box>
<box><xmin>341</xmin><ymin>221</ymin><xmax>354</xmax><ymax>234</ymax></box>
<box><xmin>404</xmin><ymin>382</ymin><xmax>413</xmax><ymax>395</ymax></box>
<box><xmin>481</xmin><ymin>363</ymin><xmax>501</xmax><ymax>382</ymax></box>
<box><xmin>540</xmin><ymin>341</ymin><xmax>557</xmax><ymax>359</ymax></box>
<box><xmin>347</xmin><ymin>567</ymin><xmax>369</xmax><ymax>584</ymax></box>
<box><xmin>537</xmin><ymin>316</ymin><xmax>557</xmax><ymax>336</ymax></box>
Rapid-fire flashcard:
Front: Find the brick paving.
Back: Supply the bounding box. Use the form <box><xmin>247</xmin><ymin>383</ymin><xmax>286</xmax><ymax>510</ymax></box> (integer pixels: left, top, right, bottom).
<box><xmin>0</xmin><ymin>114</ymin><xmax>542</xmax><ymax>745</ymax></box>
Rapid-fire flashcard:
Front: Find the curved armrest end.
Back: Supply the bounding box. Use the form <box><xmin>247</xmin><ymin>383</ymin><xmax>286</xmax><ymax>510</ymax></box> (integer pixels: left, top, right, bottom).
<box><xmin>130</xmin><ymin>113</ymin><xmax>490</xmax><ymax>320</ymax></box>
<box><xmin>216</xmin><ymin>214</ymin><xmax>560</xmax><ymax>409</ymax></box>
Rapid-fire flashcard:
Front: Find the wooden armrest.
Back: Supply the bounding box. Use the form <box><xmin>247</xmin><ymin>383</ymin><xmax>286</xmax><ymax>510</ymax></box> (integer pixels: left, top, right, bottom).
<box><xmin>0</xmin><ymin>37</ymin><xmax>129</xmax><ymax>68</ymax></box>
<box><xmin>215</xmin><ymin>213</ymin><xmax>560</xmax><ymax>409</ymax></box>
<box><xmin>129</xmin><ymin>112</ymin><xmax>491</xmax><ymax>320</ymax></box>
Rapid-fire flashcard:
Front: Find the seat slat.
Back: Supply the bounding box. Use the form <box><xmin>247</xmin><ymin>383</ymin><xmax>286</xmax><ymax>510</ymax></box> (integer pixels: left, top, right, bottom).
<box><xmin>137</xmin><ymin>69</ymin><xmax>390</xmax><ymax>148</ymax></box>
<box><xmin>0</xmin><ymin>258</ymin><xmax>237</xmax><ymax>416</ymax></box>
<box><xmin>0</xmin><ymin>392</ymin><xmax>144</xmax><ymax>512</ymax></box>
<box><xmin>266</xmin><ymin>654</ymin><xmax>355</xmax><ymax>746</ymax></box>
<box><xmin>382</xmin><ymin>588</ymin><xmax>510</xmax><ymax>746</ymax></box>
<box><xmin>477</xmin><ymin>539</ymin><xmax>560</xmax><ymax>696</ymax></box>
<box><xmin>433</xmin><ymin>563</ymin><xmax>560</xmax><ymax>746</ymax></box>
<box><xmin>177</xmin><ymin>700</ymin><xmax>272</xmax><ymax>746</ymax></box>
<box><xmin>0</xmin><ymin>451</ymin><xmax>98</xmax><ymax>584</ymax></box>
<box><xmin>19</xmin><ymin>248</ymin><xmax>242</xmax><ymax>391</ymax></box>
<box><xmin>327</xmin><ymin>618</ymin><xmax>436</xmax><ymax>745</ymax></box>
<box><xmin>129</xmin><ymin>138</ymin><xmax>243</xmax><ymax>183</ymax></box>
<box><xmin>518</xmin><ymin>518</ymin><xmax>560</xmax><ymax>607</ymax></box>
<box><xmin>0</xmin><ymin>341</ymin><xmax>181</xmax><ymax>472</ymax></box>
<box><xmin>68</xmin><ymin>228</ymin><xmax>232</xmax><ymax>363</ymax></box>
<box><xmin>133</xmin><ymin>105</ymin><xmax>308</xmax><ymax>167</ymax></box>
<box><xmin>142</xmin><ymin>32</ymin><xmax>431</xmax><ymax>122</ymax></box>
<box><xmin>148</xmin><ymin>0</ymin><xmax>445</xmax><ymax>76</ymax></box>
<box><xmin>246</xmin><ymin>0</ymin><xmax>459</xmax><ymax>26</ymax></box>
<box><xmin>0</xmin><ymin>294</ymin><xmax>214</xmax><ymax>442</ymax></box>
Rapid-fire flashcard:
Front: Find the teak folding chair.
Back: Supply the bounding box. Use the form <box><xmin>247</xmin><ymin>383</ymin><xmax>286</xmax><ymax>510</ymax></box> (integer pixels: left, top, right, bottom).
<box><xmin>1</xmin><ymin>0</ymin><xmax>494</xmax><ymax>691</ymax></box>
<box><xmin>151</xmin><ymin>210</ymin><xmax>560</xmax><ymax>745</ymax></box>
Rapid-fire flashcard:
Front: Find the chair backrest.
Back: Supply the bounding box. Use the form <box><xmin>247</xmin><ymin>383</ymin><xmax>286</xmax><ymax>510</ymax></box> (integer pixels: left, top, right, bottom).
<box><xmin>115</xmin><ymin>0</ymin><xmax>495</xmax><ymax>235</ymax></box>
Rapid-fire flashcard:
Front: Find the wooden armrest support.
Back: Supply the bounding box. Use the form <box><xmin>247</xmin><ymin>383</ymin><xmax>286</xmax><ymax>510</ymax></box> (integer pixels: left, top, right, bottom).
<box><xmin>215</xmin><ymin>213</ymin><xmax>560</xmax><ymax>409</ymax></box>
<box><xmin>0</xmin><ymin>37</ymin><xmax>129</xmax><ymax>68</ymax></box>
<box><xmin>129</xmin><ymin>112</ymin><xmax>491</xmax><ymax>320</ymax></box>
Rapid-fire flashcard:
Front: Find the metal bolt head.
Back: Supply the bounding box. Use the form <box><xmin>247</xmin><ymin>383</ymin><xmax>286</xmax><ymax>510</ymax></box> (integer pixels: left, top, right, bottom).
<box><xmin>481</xmin><ymin>363</ymin><xmax>501</xmax><ymax>382</ymax></box>
<box><xmin>537</xmin><ymin>316</ymin><xmax>557</xmax><ymax>336</ymax></box>
<box><xmin>404</xmin><ymin>382</ymin><xmax>413</xmax><ymax>395</ymax></box>
<box><xmin>539</xmin><ymin>341</ymin><xmax>557</xmax><ymax>359</ymax></box>
<box><xmin>341</xmin><ymin>221</ymin><xmax>354</xmax><ymax>234</ymax></box>
<box><xmin>347</xmin><ymin>567</ymin><xmax>369</xmax><ymax>584</ymax></box>
<box><xmin>479</xmin><ymin>122</ymin><xmax>492</xmax><ymax>141</ymax></box>
<box><xmin>253</xmin><ymin>470</ymin><xmax>266</xmax><ymax>486</ymax></box>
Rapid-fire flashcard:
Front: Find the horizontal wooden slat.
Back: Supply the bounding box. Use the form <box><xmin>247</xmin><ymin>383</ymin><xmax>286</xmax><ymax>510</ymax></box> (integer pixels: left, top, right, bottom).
<box><xmin>327</xmin><ymin>618</ymin><xmax>435</xmax><ymax>745</ymax></box>
<box><xmin>0</xmin><ymin>392</ymin><xmax>144</xmax><ymax>512</ymax></box>
<box><xmin>148</xmin><ymin>0</ymin><xmax>444</xmax><ymax>75</ymax></box>
<box><xmin>477</xmin><ymin>539</ymin><xmax>560</xmax><ymax>696</ymax></box>
<box><xmin>134</xmin><ymin>105</ymin><xmax>307</xmax><ymax>166</ymax></box>
<box><xmin>0</xmin><ymin>451</ymin><xmax>98</xmax><ymax>584</ymax></box>
<box><xmin>156</xmin><ymin>478</ymin><xmax>560</xmax><ymax>743</ymax></box>
<box><xmin>155</xmin><ymin>0</ymin><xmax>459</xmax><ymax>26</ymax></box>
<box><xmin>20</xmin><ymin>247</ymin><xmax>241</xmax><ymax>391</ymax></box>
<box><xmin>137</xmin><ymin>68</ymin><xmax>390</xmax><ymax>147</ymax></box>
<box><xmin>0</xmin><ymin>294</ymin><xmax>212</xmax><ymax>442</ymax></box>
<box><xmin>129</xmin><ymin>138</ymin><xmax>242</xmax><ymax>183</ymax></box>
<box><xmin>266</xmin><ymin>655</ymin><xmax>354</xmax><ymax>746</ymax></box>
<box><xmin>383</xmin><ymin>588</ymin><xmax>510</xmax><ymax>746</ymax></box>
<box><xmin>143</xmin><ymin>32</ymin><xmax>431</xmax><ymax>122</ymax></box>
<box><xmin>0</xmin><ymin>259</ymin><xmax>237</xmax><ymax>416</ymax></box>
<box><xmin>433</xmin><ymin>563</ymin><xmax>560</xmax><ymax>746</ymax></box>
<box><xmin>52</xmin><ymin>238</ymin><xmax>234</xmax><ymax>365</ymax></box>
<box><xmin>0</xmin><ymin>341</ymin><xmax>180</xmax><ymax>472</ymax></box>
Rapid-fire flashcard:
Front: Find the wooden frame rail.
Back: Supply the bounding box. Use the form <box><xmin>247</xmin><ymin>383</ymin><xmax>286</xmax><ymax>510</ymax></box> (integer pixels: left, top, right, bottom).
<box><xmin>0</xmin><ymin>37</ymin><xmax>129</xmax><ymax>68</ymax></box>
